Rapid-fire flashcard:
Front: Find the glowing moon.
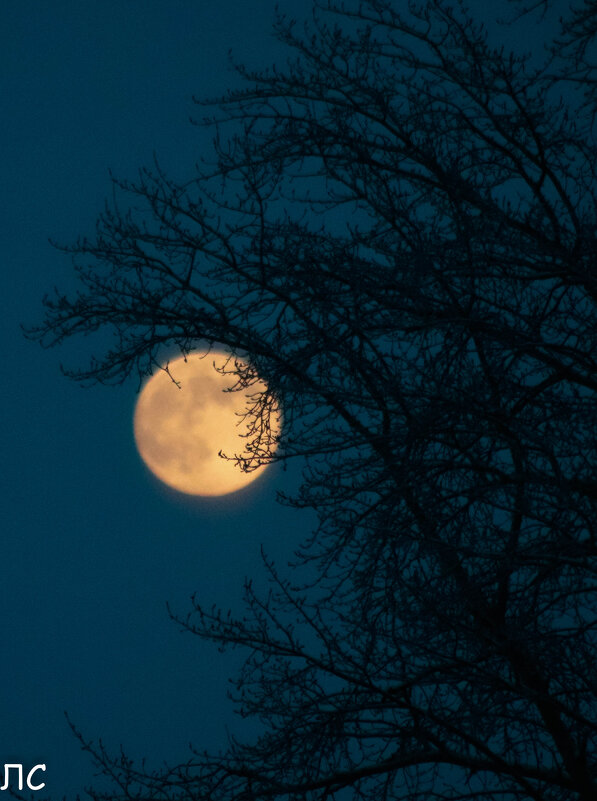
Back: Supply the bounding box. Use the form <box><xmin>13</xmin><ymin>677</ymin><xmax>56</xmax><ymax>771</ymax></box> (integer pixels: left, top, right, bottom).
<box><xmin>133</xmin><ymin>352</ymin><xmax>279</xmax><ymax>496</ymax></box>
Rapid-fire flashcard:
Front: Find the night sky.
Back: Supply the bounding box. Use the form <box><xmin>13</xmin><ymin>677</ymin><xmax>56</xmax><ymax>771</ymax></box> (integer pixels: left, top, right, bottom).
<box><xmin>2</xmin><ymin>2</ymin><xmax>312</xmax><ymax>795</ymax></box>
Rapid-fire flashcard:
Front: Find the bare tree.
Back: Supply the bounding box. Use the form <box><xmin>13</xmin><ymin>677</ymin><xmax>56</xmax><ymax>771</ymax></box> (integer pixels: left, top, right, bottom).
<box><xmin>30</xmin><ymin>1</ymin><xmax>597</xmax><ymax>799</ymax></box>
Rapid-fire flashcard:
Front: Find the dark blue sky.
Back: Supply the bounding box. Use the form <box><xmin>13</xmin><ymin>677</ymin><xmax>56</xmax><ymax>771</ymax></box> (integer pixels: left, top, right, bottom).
<box><xmin>1</xmin><ymin>2</ymin><xmax>312</xmax><ymax>795</ymax></box>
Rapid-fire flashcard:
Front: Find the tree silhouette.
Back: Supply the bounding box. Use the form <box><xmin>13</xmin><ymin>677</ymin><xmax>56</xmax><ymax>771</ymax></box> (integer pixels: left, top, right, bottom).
<box><xmin>30</xmin><ymin>1</ymin><xmax>597</xmax><ymax>799</ymax></box>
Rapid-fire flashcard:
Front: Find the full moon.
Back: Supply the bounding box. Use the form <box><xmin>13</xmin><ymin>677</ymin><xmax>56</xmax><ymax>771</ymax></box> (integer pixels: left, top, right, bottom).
<box><xmin>133</xmin><ymin>352</ymin><xmax>280</xmax><ymax>496</ymax></box>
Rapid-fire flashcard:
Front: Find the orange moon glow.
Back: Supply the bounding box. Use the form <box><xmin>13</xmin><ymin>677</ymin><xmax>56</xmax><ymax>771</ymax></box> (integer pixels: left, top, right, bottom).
<box><xmin>133</xmin><ymin>352</ymin><xmax>279</xmax><ymax>496</ymax></box>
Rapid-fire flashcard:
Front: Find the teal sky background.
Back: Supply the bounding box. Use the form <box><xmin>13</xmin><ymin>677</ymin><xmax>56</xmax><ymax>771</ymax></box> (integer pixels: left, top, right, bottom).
<box><xmin>0</xmin><ymin>2</ymin><xmax>560</xmax><ymax>797</ymax></box>
<box><xmin>1</xmin><ymin>2</ymin><xmax>311</xmax><ymax>795</ymax></box>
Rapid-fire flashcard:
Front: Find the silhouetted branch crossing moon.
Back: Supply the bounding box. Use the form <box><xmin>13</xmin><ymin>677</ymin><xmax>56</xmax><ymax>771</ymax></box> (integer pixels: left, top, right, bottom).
<box><xmin>133</xmin><ymin>352</ymin><xmax>279</xmax><ymax>496</ymax></box>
